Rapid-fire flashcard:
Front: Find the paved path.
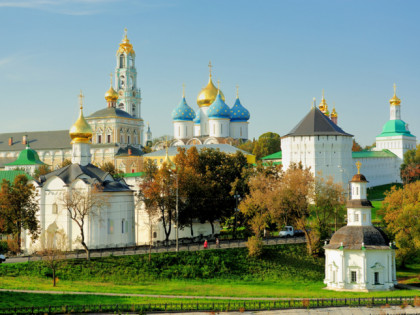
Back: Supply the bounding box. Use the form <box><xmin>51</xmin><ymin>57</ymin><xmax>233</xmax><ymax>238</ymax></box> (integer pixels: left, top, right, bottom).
<box><xmin>3</xmin><ymin>236</ymin><xmax>306</xmax><ymax>264</ymax></box>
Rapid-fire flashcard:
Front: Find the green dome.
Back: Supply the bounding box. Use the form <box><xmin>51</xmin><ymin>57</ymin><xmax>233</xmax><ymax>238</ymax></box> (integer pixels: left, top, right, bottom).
<box><xmin>6</xmin><ymin>145</ymin><xmax>45</xmax><ymax>166</ymax></box>
<box><xmin>377</xmin><ymin>119</ymin><xmax>415</xmax><ymax>138</ymax></box>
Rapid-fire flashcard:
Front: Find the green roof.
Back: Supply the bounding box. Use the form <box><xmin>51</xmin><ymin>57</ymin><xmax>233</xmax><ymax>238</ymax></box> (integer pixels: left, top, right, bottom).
<box><xmin>352</xmin><ymin>149</ymin><xmax>397</xmax><ymax>158</ymax></box>
<box><xmin>0</xmin><ymin>170</ymin><xmax>33</xmax><ymax>182</ymax></box>
<box><xmin>261</xmin><ymin>151</ymin><xmax>282</xmax><ymax>160</ymax></box>
<box><xmin>122</xmin><ymin>172</ymin><xmax>145</xmax><ymax>178</ymax></box>
<box><xmin>5</xmin><ymin>145</ymin><xmax>45</xmax><ymax>166</ymax></box>
<box><xmin>253</xmin><ymin>161</ymin><xmax>282</xmax><ymax>167</ymax></box>
<box><xmin>377</xmin><ymin>119</ymin><xmax>415</xmax><ymax>138</ymax></box>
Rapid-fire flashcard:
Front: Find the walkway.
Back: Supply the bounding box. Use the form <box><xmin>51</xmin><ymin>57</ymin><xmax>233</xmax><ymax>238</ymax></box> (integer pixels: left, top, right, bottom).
<box><xmin>4</xmin><ymin>236</ymin><xmax>306</xmax><ymax>264</ymax></box>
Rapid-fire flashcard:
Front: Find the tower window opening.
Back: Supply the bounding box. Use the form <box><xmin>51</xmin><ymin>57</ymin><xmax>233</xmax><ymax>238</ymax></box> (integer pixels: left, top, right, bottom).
<box><xmin>351</xmin><ymin>271</ymin><xmax>357</xmax><ymax>283</ymax></box>
<box><xmin>98</xmin><ymin>135</ymin><xmax>102</xmax><ymax>144</ymax></box>
<box><xmin>132</xmin><ymin>104</ymin><xmax>136</xmax><ymax>116</ymax></box>
<box><xmin>127</xmin><ymin>136</ymin><xmax>130</xmax><ymax>144</ymax></box>
<box><xmin>119</xmin><ymin>54</ymin><xmax>125</xmax><ymax>68</ymax></box>
<box><xmin>107</xmin><ymin>135</ymin><xmax>111</xmax><ymax>143</ymax></box>
<box><xmin>119</xmin><ymin>103</ymin><xmax>124</xmax><ymax>110</ymax></box>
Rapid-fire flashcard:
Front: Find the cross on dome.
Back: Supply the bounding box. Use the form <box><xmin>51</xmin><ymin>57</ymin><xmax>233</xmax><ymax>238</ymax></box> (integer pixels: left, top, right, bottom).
<box><xmin>208</xmin><ymin>61</ymin><xmax>212</xmax><ymax>77</ymax></box>
<box><xmin>78</xmin><ymin>90</ymin><xmax>84</xmax><ymax>110</ymax></box>
<box><xmin>356</xmin><ymin>160</ymin><xmax>362</xmax><ymax>174</ymax></box>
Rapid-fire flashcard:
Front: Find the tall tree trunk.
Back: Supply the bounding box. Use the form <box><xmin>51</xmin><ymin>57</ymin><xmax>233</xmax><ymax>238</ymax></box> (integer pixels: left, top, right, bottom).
<box><xmin>190</xmin><ymin>218</ymin><xmax>194</xmax><ymax>237</ymax></box>
<box><xmin>53</xmin><ymin>268</ymin><xmax>56</xmax><ymax>287</ymax></box>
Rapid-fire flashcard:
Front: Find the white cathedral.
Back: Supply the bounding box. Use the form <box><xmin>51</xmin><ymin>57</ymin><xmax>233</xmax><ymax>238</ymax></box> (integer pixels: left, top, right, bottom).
<box><xmin>170</xmin><ymin>63</ymin><xmax>250</xmax><ymax>147</ymax></box>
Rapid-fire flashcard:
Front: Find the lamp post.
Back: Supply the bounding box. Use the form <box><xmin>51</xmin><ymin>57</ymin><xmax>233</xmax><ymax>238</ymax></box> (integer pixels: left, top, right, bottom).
<box><xmin>174</xmin><ymin>173</ymin><xmax>179</xmax><ymax>252</ymax></box>
<box><xmin>233</xmin><ymin>192</ymin><xmax>241</xmax><ymax>239</ymax></box>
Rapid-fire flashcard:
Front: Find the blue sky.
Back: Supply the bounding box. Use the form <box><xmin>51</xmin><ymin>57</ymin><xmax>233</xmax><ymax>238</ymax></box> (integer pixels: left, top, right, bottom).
<box><xmin>0</xmin><ymin>0</ymin><xmax>419</xmax><ymax>147</ymax></box>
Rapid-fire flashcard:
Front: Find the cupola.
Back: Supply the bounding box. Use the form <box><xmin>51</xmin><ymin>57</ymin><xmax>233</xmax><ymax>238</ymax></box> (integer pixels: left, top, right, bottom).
<box><xmin>172</xmin><ymin>85</ymin><xmax>196</xmax><ymax>121</ymax></box>
<box><xmin>230</xmin><ymin>87</ymin><xmax>250</xmax><ymax>121</ymax></box>
<box><xmin>197</xmin><ymin>61</ymin><xmax>225</xmax><ymax>107</ymax></box>
<box><xmin>69</xmin><ymin>91</ymin><xmax>93</xmax><ymax>144</ymax></box>
<box><xmin>207</xmin><ymin>85</ymin><xmax>231</xmax><ymax>119</ymax></box>
<box><xmin>116</xmin><ymin>28</ymin><xmax>135</xmax><ymax>55</ymax></box>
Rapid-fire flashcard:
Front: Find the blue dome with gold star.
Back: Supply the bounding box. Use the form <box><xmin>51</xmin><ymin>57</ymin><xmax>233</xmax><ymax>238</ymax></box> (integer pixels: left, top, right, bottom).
<box><xmin>172</xmin><ymin>97</ymin><xmax>196</xmax><ymax>121</ymax></box>
<box><xmin>230</xmin><ymin>97</ymin><xmax>250</xmax><ymax>122</ymax></box>
<box><xmin>194</xmin><ymin>110</ymin><xmax>201</xmax><ymax>124</ymax></box>
<box><xmin>208</xmin><ymin>93</ymin><xmax>231</xmax><ymax>119</ymax></box>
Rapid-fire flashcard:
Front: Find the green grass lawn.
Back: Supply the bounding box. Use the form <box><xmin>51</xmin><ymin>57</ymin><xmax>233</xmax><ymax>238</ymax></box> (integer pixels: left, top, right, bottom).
<box><xmin>0</xmin><ymin>244</ymin><xmax>418</xmax><ymax>308</ymax></box>
<box><xmin>371</xmin><ymin>200</ymin><xmax>383</xmax><ymax>221</ymax></box>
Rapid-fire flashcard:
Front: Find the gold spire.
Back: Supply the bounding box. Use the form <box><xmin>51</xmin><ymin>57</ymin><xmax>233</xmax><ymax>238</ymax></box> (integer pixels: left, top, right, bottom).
<box><xmin>182</xmin><ymin>83</ymin><xmax>185</xmax><ymax>98</ymax></box>
<box><xmin>236</xmin><ymin>85</ymin><xmax>239</xmax><ymax>99</ymax></box>
<box><xmin>105</xmin><ymin>72</ymin><xmax>118</xmax><ymax>101</ymax></box>
<box><xmin>70</xmin><ymin>91</ymin><xmax>93</xmax><ymax>144</ymax></box>
<box><xmin>331</xmin><ymin>102</ymin><xmax>337</xmax><ymax>118</ymax></box>
<box><xmin>197</xmin><ymin>62</ymin><xmax>225</xmax><ymax>107</ymax></box>
<box><xmin>208</xmin><ymin>60</ymin><xmax>212</xmax><ymax>78</ymax></box>
<box><xmin>319</xmin><ymin>89</ymin><xmax>327</xmax><ymax>112</ymax></box>
<box><xmin>389</xmin><ymin>83</ymin><xmax>401</xmax><ymax>106</ymax></box>
<box><xmin>117</xmin><ymin>28</ymin><xmax>135</xmax><ymax>55</ymax></box>
<box><xmin>356</xmin><ymin>161</ymin><xmax>362</xmax><ymax>174</ymax></box>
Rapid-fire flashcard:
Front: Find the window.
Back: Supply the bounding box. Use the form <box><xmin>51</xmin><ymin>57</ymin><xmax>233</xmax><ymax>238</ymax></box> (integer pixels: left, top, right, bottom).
<box><xmin>120</xmin><ymin>135</ymin><xmax>124</xmax><ymax>143</ymax></box>
<box><xmin>98</xmin><ymin>135</ymin><xmax>102</xmax><ymax>144</ymax></box>
<box><xmin>52</xmin><ymin>203</ymin><xmax>58</xmax><ymax>214</ymax></box>
<box><xmin>127</xmin><ymin>136</ymin><xmax>130</xmax><ymax>144</ymax></box>
<box><xmin>132</xmin><ymin>104</ymin><xmax>136</xmax><ymax>115</ymax></box>
<box><xmin>240</xmin><ymin>127</ymin><xmax>242</xmax><ymax>137</ymax></box>
<box><xmin>121</xmin><ymin>219</ymin><xmax>125</xmax><ymax>234</ymax></box>
<box><xmin>119</xmin><ymin>54</ymin><xmax>125</xmax><ymax>68</ymax></box>
<box><xmin>374</xmin><ymin>272</ymin><xmax>379</xmax><ymax>285</ymax></box>
<box><xmin>107</xmin><ymin>135</ymin><xmax>111</xmax><ymax>143</ymax></box>
<box><xmin>108</xmin><ymin>219</ymin><xmax>114</xmax><ymax>234</ymax></box>
<box><xmin>119</xmin><ymin>103</ymin><xmax>124</xmax><ymax>110</ymax></box>
<box><xmin>351</xmin><ymin>271</ymin><xmax>357</xmax><ymax>283</ymax></box>
<box><xmin>354</xmin><ymin>213</ymin><xmax>359</xmax><ymax>222</ymax></box>
<box><xmin>362</xmin><ymin>214</ymin><xmax>366</xmax><ymax>222</ymax></box>
<box><xmin>153</xmin><ymin>232</ymin><xmax>157</xmax><ymax>238</ymax></box>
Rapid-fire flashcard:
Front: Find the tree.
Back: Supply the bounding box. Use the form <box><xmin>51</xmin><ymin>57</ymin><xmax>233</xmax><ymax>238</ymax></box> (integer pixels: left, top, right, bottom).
<box><xmin>60</xmin><ymin>185</ymin><xmax>107</xmax><ymax>260</ymax></box>
<box><xmin>137</xmin><ymin>159</ymin><xmax>160</xmax><ymax>261</ymax></box>
<box><xmin>59</xmin><ymin>159</ymin><xmax>72</xmax><ymax>168</ymax></box>
<box><xmin>352</xmin><ymin>139</ymin><xmax>363</xmax><ymax>152</ymax></box>
<box><xmin>400</xmin><ymin>144</ymin><xmax>420</xmax><ymax>184</ymax></box>
<box><xmin>381</xmin><ymin>181</ymin><xmax>420</xmax><ymax>267</ymax></box>
<box><xmin>37</xmin><ymin>228</ymin><xmax>67</xmax><ymax>287</ymax></box>
<box><xmin>0</xmin><ymin>175</ymin><xmax>40</xmax><ymax>252</ymax></box>
<box><xmin>310</xmin><ymin>176</ymin><xmax>346</xmax><ymax>254</ymax></box>
<box><xmin>33</xmin><ymin>165</ymin><xmax>52</xmax><ymax>181</ymax></box>
<box><xmin>252</xmin><ymin>132</ymin><xmax>281</xmax><ymax>160</ymax></box>
<box><xmin>100</xmin><ymin>162</ymin><xmax>124</xmax><ymax>180</ymax></box>
<box><xmin>237</xmin><ymin>139</ymin><xmax>256</xmax><ymax>154</ymax></box>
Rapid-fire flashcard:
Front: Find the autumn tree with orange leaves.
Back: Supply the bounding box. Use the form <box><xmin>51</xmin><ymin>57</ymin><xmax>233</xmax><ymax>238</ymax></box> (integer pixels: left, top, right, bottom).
<box><xmin>381</xmin><ymin>181</ymin><xmax>420</xmax><ymax>267</ymax></box>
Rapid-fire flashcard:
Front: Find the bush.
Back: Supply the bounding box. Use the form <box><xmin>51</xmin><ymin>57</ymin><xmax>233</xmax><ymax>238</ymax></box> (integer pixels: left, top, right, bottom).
<box><xmin>247</xmin><ymin>236</ymin><xmax>263</xmax><ymax>257</ymax></box>
<box><xmin>0</xmin><ymin>241</ymin><xmax>8</xmax><ymax>253</ymax></box>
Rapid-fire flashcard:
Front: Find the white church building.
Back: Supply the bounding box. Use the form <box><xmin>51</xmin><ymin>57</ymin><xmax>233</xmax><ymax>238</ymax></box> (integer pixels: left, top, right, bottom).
<box><xmin>324</xmin><ymin>164</ymin><xmax>397</xmax><ymax>291</ymax></box>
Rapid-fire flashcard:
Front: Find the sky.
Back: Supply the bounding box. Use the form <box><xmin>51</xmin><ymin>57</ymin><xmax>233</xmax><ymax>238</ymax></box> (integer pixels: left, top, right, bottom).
<box><xmin>0</xmin><ymin>0</ymin><xmax>419</xmax><ymax>147</ymax></box>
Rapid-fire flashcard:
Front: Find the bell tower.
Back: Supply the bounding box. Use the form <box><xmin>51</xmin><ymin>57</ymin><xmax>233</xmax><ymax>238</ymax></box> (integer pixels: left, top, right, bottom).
<box><xmin>115</xmin><ymin>28</ymin><xmax>144</xmax><ymax>143</ymax></box>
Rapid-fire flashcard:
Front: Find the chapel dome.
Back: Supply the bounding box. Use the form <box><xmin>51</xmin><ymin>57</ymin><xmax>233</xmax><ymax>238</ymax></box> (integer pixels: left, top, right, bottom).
<box><xmin>378</xmin><ymin>119</ymin><xmax>414</xmax><ymax>138</ymax></box>
<box><xmin>172</xmin><ymin>97</ymin><xmax>196</xmax><ymax>121</ymax></box>
<box><xmin>326</xmin><ymin>226</ymin><xmax>389</xmax><ymax>250</ymax></box>
<box><xmin>116</xmin><ymin>28</ymin><xmax>135</xmax><ymax>55</ymax></box>
<box><xmin>105</xmin><ymin>86</ymin><xmax>118</xmax><ymax>101</ymax></box>
<box><xmin>208</xmin><ymin>93</ymin><xmax>231</xmax><ymax>119</ymax></box>
<box><xmin>230</xmin><ymin>97</ymin><xmax>250</xmax><ymax>121</ymax></box>
<box><xmin>69</xmin><ymin>107</ymin><xmax>93</xmax><ymax>144</ymax></box>
<box><xmin>351</xmin><ymin>173</ymin><xmax>368</xmax><ymax>182</ymax></box>
<box><xmin>197</xmin><ymin>77</ymin><xmax>225</xmax><ymax>107</ymax></box>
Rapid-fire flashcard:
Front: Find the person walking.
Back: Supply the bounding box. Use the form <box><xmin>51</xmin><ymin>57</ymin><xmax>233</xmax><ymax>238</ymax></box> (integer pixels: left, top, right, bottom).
<box><xmin>215</xmin><ymin>237</ymin><xmax>219</xmax><ymax>248</ymax></box>
<box><xmin>204</xmin><ymin>239</ymin><xmax>208</xmax><ymax>249</ymax></box>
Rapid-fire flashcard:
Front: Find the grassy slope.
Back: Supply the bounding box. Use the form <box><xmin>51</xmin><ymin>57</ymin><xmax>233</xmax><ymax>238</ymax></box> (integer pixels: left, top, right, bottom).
<box><xmin>0</xmin><ymin>244</ymin><xmax>418</xmax><ymax>308</ymax></box>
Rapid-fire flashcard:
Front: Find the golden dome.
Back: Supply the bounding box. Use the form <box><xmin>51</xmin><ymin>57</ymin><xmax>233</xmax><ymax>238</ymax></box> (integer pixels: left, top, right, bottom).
<box><xmin>105</xmin><ymin>86</ymin><xmax>118</xmax><ymax>101</ymax></box>
<box><xmin>70</xmin><ymin>92</ymin><xmax>93</xmax><ymax>144</ymax></box>
<box><xmin>331</xmin><ymin>107</ymin><xmax>337</xmax><ymax>118</ymax></box>
<box><xmin>319</xmin><ymin>89</ymin><xmax>327</xmax><ymax>112</ymax></box>
<box><xmin>116</xmin><ymin>28</ymin><xmax>135</xmax><ymax>56</ymax></box>
<box><xmin>197</xmin><ymin>77</ymin><xmax>225</xmax><ymax>107</ymax></box>
<box><xmin>389</xmin><ymin>84</ymin><xmax>401</xmax><ymax>106</ymax></box>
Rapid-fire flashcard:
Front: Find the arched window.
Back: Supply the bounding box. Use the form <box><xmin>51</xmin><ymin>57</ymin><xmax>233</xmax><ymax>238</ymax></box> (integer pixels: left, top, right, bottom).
<box><xmin>132</xmin><ymin>104</ymin><xmax>136</xmax><ymax>116</ymax></box>
<box><xmin>52</xmin><ymin>203</ymin><xmax>58</xmax><ymax>214</ymax></box>
<box><xmin>119</xmin><ymin>54</ymin><xmax>125</xmax><ymax>68</ymax></box>
<box><xmin>127</xmin><ymin>136</ymin><xmax>131</xmax><ymax>144</ymax></box>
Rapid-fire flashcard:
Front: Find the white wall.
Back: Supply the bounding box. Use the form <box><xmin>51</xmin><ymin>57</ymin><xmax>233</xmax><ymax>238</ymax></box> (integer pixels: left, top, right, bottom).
<box><xmin>173</xmin><ymin>121</ymin><xmax>194</xmax><ymax>139</ymax></box>
<box><xmin>229</xmin><ymin>122</ymin><xmax>248</xmax><ymax>140</ymax></box>
<box><xmin>209</xmin><ymin>119</ymin><xmax>230</xmax><ymax>138</ymax></box>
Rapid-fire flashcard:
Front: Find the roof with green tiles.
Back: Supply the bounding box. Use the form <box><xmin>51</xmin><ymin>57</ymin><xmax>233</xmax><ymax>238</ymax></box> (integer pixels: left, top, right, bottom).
<box><xmin>5</xmin><ymin>145</ymin><xmax>45</xmax><ymax>166</ymax></box>
<box><xmin>0</xmin><ymin>170</ymin><xmax>33</xmax><ymax>182</ymax></box>
<box><xmin>261</xmin><ymin>151</ymin><xmax>282</xmax><ymax>160</ymax></box>
<box><xmin>122</xmin><ymin>172</ymin><xmax>145</xmax><ymax>178</ymax></box>
<box><xmin>377</xmin><ymin>119</ymin><xmax>415</xmax><ymax>138</ymax></box>
<box><xmin>352</xmin><ymin>149</ymin><xmax>397</xmax><ymax>158</ymax></box>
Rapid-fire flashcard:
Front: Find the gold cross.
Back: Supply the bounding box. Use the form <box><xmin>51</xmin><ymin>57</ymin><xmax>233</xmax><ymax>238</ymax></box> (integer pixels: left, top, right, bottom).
<box><xmin>78</xmin><ymin>90</ymin><xmax>84</xmax><ymax>110</ymax></box>
<box><xmin>217</xmin><ymin>80</ymin><xmax>220</xmax><ymax>90</ymax></box>
<box><xmin>110</xmin><ymin>72</ymin><xmax>113</xmax><ymax>86</ymax></box>
<box><xmin>393</xmin><ymin>83</ymin><xmax>397</xmax><ymax>95</ymax></box>
<box><xmin>356</xmin><ymin>161</ymin><xmax>362</xmax><ymax>174</ymax></box>
<box><xmin>208</xmin><ymin>60</ymin><xmax>212</xmax><ymax>77</ymax></box>
<box><xmin>182</xmin><ymin>83</ymin><xmax>185</xmax><ymax>98</ymax></box>
<box><xmin>124</xmin><ymin>28</ymin><xmax>127</xmax><ymax>37</ymax></box>
<box><xmin>236</xmin><ymin>85</ymin><xmax>239</xmax><ymax>98</ymax></box>
<box><xmin>312</xmin><ymin>97</ymin><xmax>316</xmax><ymax>108</ymax></box>
<box><xmin>322</xmin><ymin>89</ymin><xmax>325</xmax><ymax>99</ymax></box>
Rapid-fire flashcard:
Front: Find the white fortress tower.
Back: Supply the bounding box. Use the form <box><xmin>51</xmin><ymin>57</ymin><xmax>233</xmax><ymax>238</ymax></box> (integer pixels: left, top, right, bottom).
<box><xmin>281</xmin><ymin>104</ymin><xmax>353</xmax><ymax>186</ymax></box>
<box><xmin>324</xmin><ymin>163</ymin><xmax>397</xmax><ymax>291</ymax></box>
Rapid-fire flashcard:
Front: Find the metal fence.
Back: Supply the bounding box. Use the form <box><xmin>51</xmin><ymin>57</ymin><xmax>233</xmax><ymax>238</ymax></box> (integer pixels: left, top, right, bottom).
<box><xmin>5</xmin><ymin>236</ymin><xmax>306</xmax><ymax>264</ymax></box>
<box><xmin>0</xmin><ymin>296</ymin><xmax>416</xmax><ymax>314</ymax></box>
